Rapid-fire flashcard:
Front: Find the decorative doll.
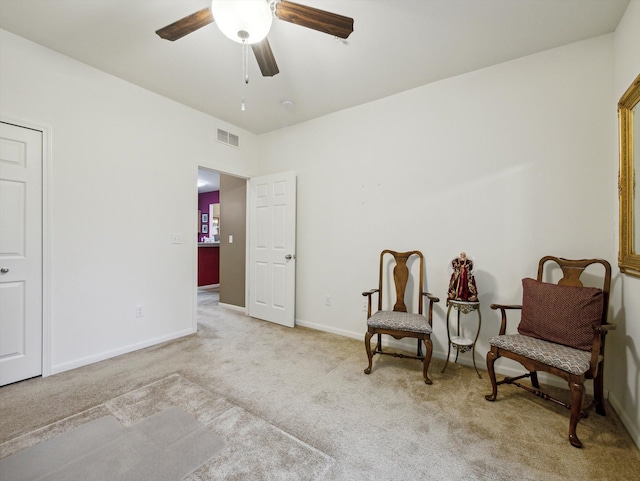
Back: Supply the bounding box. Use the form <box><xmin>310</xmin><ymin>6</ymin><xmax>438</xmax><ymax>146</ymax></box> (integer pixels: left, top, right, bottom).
<box><xmin>447</xmin><ymin>252</ymin><xmax>478</xmax><ymax>302</ymax></box>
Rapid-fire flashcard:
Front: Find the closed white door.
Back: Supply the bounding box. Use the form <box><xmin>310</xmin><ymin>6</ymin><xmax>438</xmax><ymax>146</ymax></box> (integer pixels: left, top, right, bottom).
<box><xmin>0</xmin><ymin>122</ymin><xmax>43</xmax><ymax>386</ymax></box>
<box><xmin>248</xmin><ymin>172</ymin><xmax>296</xmax><ymax>327</ymax></box>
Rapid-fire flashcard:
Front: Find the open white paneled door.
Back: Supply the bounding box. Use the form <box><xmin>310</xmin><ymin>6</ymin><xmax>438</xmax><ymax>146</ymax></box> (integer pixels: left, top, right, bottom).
<box><xmin>248</xmin><ymin>172</ymin><xmax>296</xmax><ymax>327</ymax></box>
<box><xmin>0</xmin><ymin>121</ymin><xmax>43</xmax><ymax>385</ymax></box>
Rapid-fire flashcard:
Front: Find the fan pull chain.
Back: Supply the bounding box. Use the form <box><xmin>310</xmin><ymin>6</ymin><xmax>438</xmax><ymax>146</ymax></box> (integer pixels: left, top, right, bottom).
<box><xmin>241</xmin><ymin>39</ymin><xmax>248</xmax><ymax>111</ymax></box>
<box><xmin>243</xmin><ymin>40</ymin><xmax>249</xmax><ymax>84</ymax></box>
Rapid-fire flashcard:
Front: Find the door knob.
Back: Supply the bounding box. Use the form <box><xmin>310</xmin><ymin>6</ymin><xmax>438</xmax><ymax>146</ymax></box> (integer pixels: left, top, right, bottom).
<box><xmin>0</xmin><ymin>267</ymin><xmax>8</xmax><ymax>273</ymax></box>
<box><xmin>285</xmin><ymin>254</ymin><xmax>296</xmax><ymax>260</ymax></box>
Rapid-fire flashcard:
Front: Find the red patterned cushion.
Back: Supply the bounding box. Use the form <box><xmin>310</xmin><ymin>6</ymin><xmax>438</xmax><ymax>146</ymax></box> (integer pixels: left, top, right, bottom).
<box><xmin>517</xmin><ymin>278</ymin><xmax>604</xmax><ymax>351</ymax></box>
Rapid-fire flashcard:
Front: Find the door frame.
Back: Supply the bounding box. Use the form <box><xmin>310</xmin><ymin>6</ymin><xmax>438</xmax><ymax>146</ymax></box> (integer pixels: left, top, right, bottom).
<box><xmin>194</xmin><ymin>166</ymin><xmax>249</xmax><ymax>326</ymax></box>
<box><xmin>1</xmin><ymin>116</ymin><xmax>52</xmax><ymax>378</ymax></box>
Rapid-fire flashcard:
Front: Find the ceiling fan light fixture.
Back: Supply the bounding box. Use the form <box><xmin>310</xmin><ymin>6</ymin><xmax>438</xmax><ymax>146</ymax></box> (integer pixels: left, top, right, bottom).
<box><xmin>211</xmin><ymin>0</ymin><xmax>273</xmax><ymax>44</ymax></box>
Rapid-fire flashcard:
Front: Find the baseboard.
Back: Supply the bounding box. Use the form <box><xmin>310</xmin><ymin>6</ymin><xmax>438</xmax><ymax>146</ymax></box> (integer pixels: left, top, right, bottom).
<box><xmin>608</xmin><ymin>392</ymin><xmax>640</xmax><ymax>450</ymax></box>
<box><xmin>296</xmin><ymin>319</ymin><xmax>599</xmax><ymax>395</ymax></box>
<box><xmin>218</xmin><ymin>302</ymin><xmax>246</xmax><ymax>313</ymax></box>
<box><xmin>49</xmin><ymin>327</ymin><xmax>196</xmax><ymax>375</ymax></box>
<box><xmin>296</xmin><ymin>319</ymin><xmax>364</xmax><ymax>341</ymax></box>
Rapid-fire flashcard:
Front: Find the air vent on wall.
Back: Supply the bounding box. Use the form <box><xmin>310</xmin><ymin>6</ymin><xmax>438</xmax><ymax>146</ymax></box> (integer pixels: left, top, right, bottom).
<box><xmin>217</xmin><ymin>128</ymin><xmax>239</xmax><ymax>148</ymax></box>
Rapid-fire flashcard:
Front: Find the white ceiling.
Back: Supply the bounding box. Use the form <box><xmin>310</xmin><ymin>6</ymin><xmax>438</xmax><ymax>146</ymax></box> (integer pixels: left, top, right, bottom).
<box><xmin>198</xmin><ymin>168</ymin><xmax>220</xmax><ymax>193</ymax></box>
<box><xmin>0</xmin><ymin>0</ymin><xmax>630</xmax><ymax>135</ymax></box>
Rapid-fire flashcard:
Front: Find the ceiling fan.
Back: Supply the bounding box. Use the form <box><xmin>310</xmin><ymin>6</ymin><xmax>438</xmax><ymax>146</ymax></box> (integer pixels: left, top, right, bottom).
<box><xmin>155</xmin><ymin>0</ymin><xmax>354</xmax><ymax>78</ymax></box>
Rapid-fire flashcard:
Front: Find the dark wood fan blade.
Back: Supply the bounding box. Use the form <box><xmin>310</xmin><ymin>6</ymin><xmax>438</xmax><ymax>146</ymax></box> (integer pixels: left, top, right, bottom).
<box><xmin>275</xmin><ymin>0</ymin><xmax>353</xmax><ymax>39</ymax></box>
<box><xmin>252</xmin><ymin>39</ymin><xmax>280</xmax><ymax>77</ymax></box>
<box><xmin>155</xmin><ymin>8</ymin><xmax>214</xmax><ymax>41</ymax></box>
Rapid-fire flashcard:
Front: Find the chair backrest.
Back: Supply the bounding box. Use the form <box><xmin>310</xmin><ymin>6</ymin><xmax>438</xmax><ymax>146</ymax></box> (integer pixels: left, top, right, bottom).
<box><xmin>536</xmin><ymin>256</ymin><xmax>611</xmax><ymax>326</ymax></box>
<box><xmin>378</xmin><ymin>250</ymin><xmax>424</xmax><ymax>314</ymax></box>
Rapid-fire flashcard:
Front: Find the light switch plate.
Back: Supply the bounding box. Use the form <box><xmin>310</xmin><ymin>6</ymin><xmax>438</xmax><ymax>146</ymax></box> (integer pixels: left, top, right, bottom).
<box><xmin>171</xmin><ymin>233</ymin><xmax>183</xmax><ymax>244</ymax></box>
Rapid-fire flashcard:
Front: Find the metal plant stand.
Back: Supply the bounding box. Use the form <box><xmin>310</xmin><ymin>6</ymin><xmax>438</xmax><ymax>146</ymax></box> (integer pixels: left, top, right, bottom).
<box><xmin>441</xmin><ymin>300</ymin><xmax>482</xmax><ymax>379</ymax></box>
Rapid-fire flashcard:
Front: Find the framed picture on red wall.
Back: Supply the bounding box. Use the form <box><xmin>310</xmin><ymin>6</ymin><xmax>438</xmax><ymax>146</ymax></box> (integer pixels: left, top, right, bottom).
<box><xmin>202</xmin><ymin>213</ymin><xmax>208</xmax><ymax>223</ymax></box>
<box><xmin>202</xmin><ymin>224</ymin><xmax>208</xmax><ymax>234</ymax></box>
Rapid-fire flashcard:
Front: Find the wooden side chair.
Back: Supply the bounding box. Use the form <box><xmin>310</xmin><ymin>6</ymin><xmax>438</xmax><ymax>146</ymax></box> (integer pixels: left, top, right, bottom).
<box><xmin>485</xmin><ymin>256</ymin><xmax>614</xmax><ymax>448</ymax></box>
<box><xmin>363</xmin><ymin>250</ymin><xmax>440</xmax><ymax>384</ymax></box>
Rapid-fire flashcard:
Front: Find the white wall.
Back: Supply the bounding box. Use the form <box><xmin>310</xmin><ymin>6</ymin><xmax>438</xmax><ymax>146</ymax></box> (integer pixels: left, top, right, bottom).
<box><xmin>257</xmin><ymin>34</ymin><xmax>640</xmax><ymax>442</ymax></box>
<box><xmin>611</xmin><ymin>0</ymin><xmax>640</xmax><ymax>448</ymax></box>
<box><xmin>2</xmin><ymin>2</ymin><xmax>638</xmax><ymax>448</ymax></box>
<box><xmin>258</xmin><ymin>34</ymin><xmax>616</xmax><ymax>344</ymax></box>
<box><xmin>0</xmin><ymin>29</ymin><xmax>258</xmax><ymax>374</ymax></box>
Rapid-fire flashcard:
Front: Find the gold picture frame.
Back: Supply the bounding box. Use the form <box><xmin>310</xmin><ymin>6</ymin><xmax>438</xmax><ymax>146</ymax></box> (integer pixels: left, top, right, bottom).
<box><xmin>618</xmin><ymin>73</ymin><xmax>640</xmax><ymax>277</ymax></box>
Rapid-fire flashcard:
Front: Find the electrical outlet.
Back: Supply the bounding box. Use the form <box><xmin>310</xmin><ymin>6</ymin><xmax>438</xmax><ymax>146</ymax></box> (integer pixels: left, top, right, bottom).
<box><xmin>325</xmin><ymin>295</ymin><xmax>331</xmax><ymax>306</ymax></box>
<box><xmin>362</xmin><ymin>300</ymin><xmax>368</xmax><ymax>312</ymax></box>
<box><xmin>135</xmin><ymin>304</ymin><xmax>145</xmax><ymax>318</ymax></box>
<box><xmin>171</xmin><ymin>233</ymin><xmax>183</xmax><ymax>244</ymax></box>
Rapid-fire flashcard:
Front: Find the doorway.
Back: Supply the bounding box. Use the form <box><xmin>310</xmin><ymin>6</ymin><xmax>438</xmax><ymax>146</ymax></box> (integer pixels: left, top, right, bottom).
<box><xmin>195</xmin><ymin>169</ymin><xmax>297</xmax><ymax>328</ymax></box>
<box><xmin>197</xmin><ymin>167</ymin><xmax>247</xmax><ymax>310</ymax></box>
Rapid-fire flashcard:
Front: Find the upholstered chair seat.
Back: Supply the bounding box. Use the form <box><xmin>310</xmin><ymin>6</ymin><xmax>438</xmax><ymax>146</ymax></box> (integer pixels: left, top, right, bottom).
<box><xmin>488</xmin><ymin>334</ymin><xmax>591</xmax><ymax>376</ymax></box>
<box><xmin>367</xmin><ymin>311</ymin><xmax>433</xmax><ymax>334</ymax></box>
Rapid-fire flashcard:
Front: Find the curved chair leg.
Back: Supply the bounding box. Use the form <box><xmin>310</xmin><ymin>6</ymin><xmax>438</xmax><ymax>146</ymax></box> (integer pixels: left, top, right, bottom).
<box><xmin>530</xmin><ymin>371</ymin><xmax>540</xmax><ymax>389</ymax></box>
<box><xmin>485</xmin><ymin>349</ymin><xmax>499</xmax><ymax>401</ymax></box>
<box><xmin>364</xmin><ymin>331</ymin><xmax>373</xmax><ymax>375</ymax></box>
<box><xmin>569</xmin><ymin>381</ymin><xmax>585</xmax><ymax>448</ymax></box>
<box><xmin>422</xmin><ymin>338</ymin><xmax>433</xmax><ymax>385</ymax></box>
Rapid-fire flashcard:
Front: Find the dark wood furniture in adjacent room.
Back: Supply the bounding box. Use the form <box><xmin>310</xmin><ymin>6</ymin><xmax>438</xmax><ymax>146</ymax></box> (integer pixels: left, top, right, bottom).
<box><xmin>197</xmin><ymin>244</ymin><xmax>219</xmax><ymax>286</ymax></box>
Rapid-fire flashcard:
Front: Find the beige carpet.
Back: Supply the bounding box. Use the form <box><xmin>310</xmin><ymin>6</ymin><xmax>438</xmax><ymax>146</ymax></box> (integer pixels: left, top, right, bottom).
<box><xmin>0</xmin><ymin>405</ymin><xmax>226</xmax><ymax>481</ymax></box>
<box><xmin>1</xmin><ymin>286</ymin><xmax>639</xmax><ymax>480</ymax></box>
<box><xmin>1</xmin><ymin>375</ymin><xmax>332</xmax><ymax>480</ymax></box>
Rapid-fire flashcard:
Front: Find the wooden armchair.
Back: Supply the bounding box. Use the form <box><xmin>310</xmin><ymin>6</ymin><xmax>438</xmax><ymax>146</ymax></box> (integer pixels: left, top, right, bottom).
<box><xmin>485</xmin><ymin>256</ymin><xmax>614</xmax><ymax>448</ymax></box>
<box><xmin>363</xmin><ymin>250</ymin><xmax>440</xmax><ymax>384</ymax></box>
